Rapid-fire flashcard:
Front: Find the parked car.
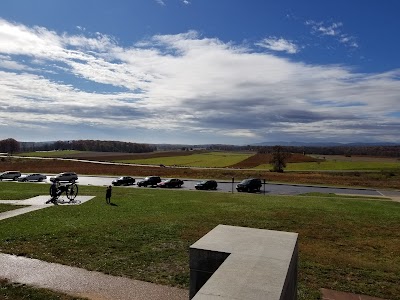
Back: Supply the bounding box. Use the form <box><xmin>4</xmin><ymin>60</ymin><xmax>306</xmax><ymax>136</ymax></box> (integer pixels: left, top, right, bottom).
<box><xmin>195</xmin><ymin>180</ymin><xmax>218</xmax><ymax>190</ymax></box>
<box><xmin>137</xmin><ymin>176</ymin><xmax>162</xmax><ymax>187</ymax></box>
<box><xmin>18</xmin><ymin>173</ymin><xmax>47</xmax><ymax>182</ymax></box>
<box><xmin>236</xmin><ymin>178</ymin><xmax>262</xmax><ymax>193</ymax></box>
<box><xmin>112</xmin><ymin>176</ymin><xmax>135</xmax><ymax>186</ymax></box>
<box><xmin>50</xmin><ymin>172</ymin><xmax>78</xmax><ymax>182</ymax></box>
<box><xmin>157</xmin><ymin>178</ymin><xmax>184</xmax><ymax>188</ymax></box>
<box><xmin>0</xmin><ymin>171</ymin><xmax>21</xmax><ymax>181</ymax></box>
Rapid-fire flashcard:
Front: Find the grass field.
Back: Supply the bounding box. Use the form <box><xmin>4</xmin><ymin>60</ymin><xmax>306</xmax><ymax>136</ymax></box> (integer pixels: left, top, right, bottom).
<box><xmin>0</xmin><ymin>204</ymin><xmax>24</xmax><ymax>213</ymax></box>
<box><xmin>0</xmin><ymin>278</ymin><xmax>86</xmax><ymax>300</ymax></box>
<box><xmin>0</xmin><ymin>182</ymin><xmax>399</xmax><ymax>300</ymax></box>
<box><xmin>116</xmin><ymin>151</ymin><xmax>253</xmax><ymax>167</ymax></box>
<box><xmin>17</xmin><ymin>150</ymin><xmax>83</xmax><ymax>157</ymax></box>
<box><xmin>256</xmin><ymin>161</ymin><xmax>400</xmax><ymax>171</ymax></box>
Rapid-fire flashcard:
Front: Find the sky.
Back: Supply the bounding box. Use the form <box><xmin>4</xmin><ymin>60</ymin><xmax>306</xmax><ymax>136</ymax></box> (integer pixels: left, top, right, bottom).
<box><xmin>1</xmin><ymin>0</ymin><xmax>400</xmax><ymax>145</ymax></box>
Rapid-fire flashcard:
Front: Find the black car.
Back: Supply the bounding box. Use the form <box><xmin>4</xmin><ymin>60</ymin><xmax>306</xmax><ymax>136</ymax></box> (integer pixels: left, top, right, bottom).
<box><xmin>112</xmin><ymin>176</ymin><xmax>135</xmax><ymax>186</ymax></box>
<box><xmin>137</xmin><ymin>176</ymin><xmax>162</xmax><ymax>187</ymax></box>
<box><xmin>195</xmin><ymin>180</ymin><xmax>218</xmax><ymax>190</ymax></box>
<box><xmin>236</xmin><ymin>178</ymin><xmax>262</xmax><ymax>193</ymax></box>
<box><xmin>157</xmin><ymin>178</ymin><xmax>184</xmax><ymax>188</ymax></box>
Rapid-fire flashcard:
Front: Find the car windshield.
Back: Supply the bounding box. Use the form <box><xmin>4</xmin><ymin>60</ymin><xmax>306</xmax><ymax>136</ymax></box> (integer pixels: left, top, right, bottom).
<box><xmin>240</xmin><ymin>179</ymin><xmax>251</xmax><ymax>184</ymax></box>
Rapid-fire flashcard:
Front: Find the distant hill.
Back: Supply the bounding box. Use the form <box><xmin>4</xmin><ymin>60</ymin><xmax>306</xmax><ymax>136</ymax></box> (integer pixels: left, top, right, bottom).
<box><xmin>252</xmin><ymin>141</ymin><xmax>400</xmax><ymax>147</ymax></box>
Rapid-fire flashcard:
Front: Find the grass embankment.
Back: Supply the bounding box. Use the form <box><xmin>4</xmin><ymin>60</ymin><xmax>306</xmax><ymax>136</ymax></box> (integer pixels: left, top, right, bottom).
<box><xmin>0</xmin><ymin>182</ymin><xmax>399</xmax><ymax>300</ymax></box>
<box><xmin>0</xmin><ymin>278</ymin><xmax>86</xmax><ymax>300</ymax></box>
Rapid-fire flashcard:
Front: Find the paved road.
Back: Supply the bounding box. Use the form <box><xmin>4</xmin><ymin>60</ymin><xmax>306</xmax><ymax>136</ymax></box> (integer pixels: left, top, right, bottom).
<box><xmin>3</xmin><ymin>174</ymin><xmax>386</xmax><ymax>197</ymax></box>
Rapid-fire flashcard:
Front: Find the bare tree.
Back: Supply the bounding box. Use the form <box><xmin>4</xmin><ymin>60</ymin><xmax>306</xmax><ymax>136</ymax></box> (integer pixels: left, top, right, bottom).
<box><xmin>269</xmin><ymin>145</ymin><xmax>291</xmax><ymax>172</ymax></box>
<box><xmin>0</xmin><ymin>138</ymin><xmax>20</xmax><ymax>155</ymax></box>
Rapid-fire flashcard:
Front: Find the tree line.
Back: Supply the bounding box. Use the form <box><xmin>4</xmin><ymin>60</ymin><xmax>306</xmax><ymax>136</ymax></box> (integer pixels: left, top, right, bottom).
<box><xmin>1</xmin><ymin>138</ymin><xmax>155</xmax><ymax>153</ymax></box>
<box><xmin>1</xmin><ymin>137</ymin><xmax>399</xmax><ymax>157</ymax></box>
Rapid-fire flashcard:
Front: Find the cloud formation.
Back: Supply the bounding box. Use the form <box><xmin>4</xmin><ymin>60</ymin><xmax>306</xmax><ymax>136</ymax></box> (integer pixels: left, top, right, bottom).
<box><xmin>305</xmin><ymin>20</ymin><xmax>358</xmax><ymax>48</ymax></box>
<box><xmin>0</xmin><ymin>18</ymin><xmax>399</xmax><ymax>144</ymax></box>
<box><xmin>256</xmin><ymin>37</ymin><xmax>299</xmax><ymax>54</ymax></box>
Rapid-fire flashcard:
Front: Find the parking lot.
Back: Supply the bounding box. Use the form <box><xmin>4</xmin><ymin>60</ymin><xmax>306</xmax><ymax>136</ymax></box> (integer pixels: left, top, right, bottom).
<box><xmin>3</xmin><ymin>174</ymin><xmax>384</xmax><ymax>197</ymax></box>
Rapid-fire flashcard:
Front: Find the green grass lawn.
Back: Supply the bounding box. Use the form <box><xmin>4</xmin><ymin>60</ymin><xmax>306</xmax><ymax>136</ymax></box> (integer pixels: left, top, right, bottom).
<box><xmin>0</xmin><ymin>278</ymin><xmax>86</xmax><ymax>300</ymax></box>
<box><xmin>0</xmin><ymin>182</ymin><xmax>50</xmax><ymax>200</ymax></box>
<box><xmin>0</xmin><ymin>182</ymin><xmax>399</xmax><ymax>300</ymax></box>
<box><xmin>116</xmin><ymin>151</ymin><xmax>253</xmax><ymax>167</ymax></box>
<box><xmin>255</xmin><ymin>161</ymin><xmax>400</xmax><ymax>171</ymax></box>
<box><xmin>16</xmin><ymin>150</ymin><xmax>83</xmax><ymax>157</ymax></box>
<box><xmin>0</xmin><ymin>204</ymin><xmax>25</xmax><ymax>213</ymax></box>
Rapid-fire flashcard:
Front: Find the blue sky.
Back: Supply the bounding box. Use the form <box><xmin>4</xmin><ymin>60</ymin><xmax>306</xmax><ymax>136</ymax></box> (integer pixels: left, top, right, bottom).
<box><xmin>1</xmin><ymin>0</ymin><xmax>400</xmax><ymax>145</ymax></box>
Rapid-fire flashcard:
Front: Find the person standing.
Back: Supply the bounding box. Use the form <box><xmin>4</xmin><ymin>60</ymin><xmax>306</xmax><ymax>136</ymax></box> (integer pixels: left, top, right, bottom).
<box><xmin>46</xmin><ymin>180</ymin><xmax>59</xmax><ymax>205</ymax></box>
<box><xmin>106</xmin><ymin>185</ymin><xmax>112</xmax><ymax>204</ymax></box>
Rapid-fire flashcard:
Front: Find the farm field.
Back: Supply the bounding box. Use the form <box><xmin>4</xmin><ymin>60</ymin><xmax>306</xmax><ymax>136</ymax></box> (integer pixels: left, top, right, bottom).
<box><xmin>17</xmin><ymin>150</ymin><xmax>83</xmax><ymax>157</ymax></box>
<box><xmin>256</xmin><ymin>161</ymin><xmax>400</xmax><ymax>171</ymax></box>
<box><xmin>116</xmin><ymin>151</ymin><xmax>253</xmax><ymax>167</ymax></box>
<box><xmin>1</xmin><ymin>156</ymin><xmax>400</xmax><ymax>189</ymax></box>
<box><xmin>0</xmin><ymin>182</ymin><xmax>399</xmax><ymax>300</ymax></box>
<box><xmin>14</xmin><ymin>150</ymin><xmax>400</xmax><ymax>172</ymax></box>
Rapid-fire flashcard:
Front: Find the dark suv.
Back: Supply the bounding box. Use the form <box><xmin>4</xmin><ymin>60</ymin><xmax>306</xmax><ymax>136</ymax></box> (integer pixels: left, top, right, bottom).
<box><xmin>236</xmin><ymin>178</ymin><xmax>262</xmax><ymax>193</ymax></box>
<box><xmin>137</xmin><ymin>176</ymin><xmax>161</xmax><ymax>187</ymax></box>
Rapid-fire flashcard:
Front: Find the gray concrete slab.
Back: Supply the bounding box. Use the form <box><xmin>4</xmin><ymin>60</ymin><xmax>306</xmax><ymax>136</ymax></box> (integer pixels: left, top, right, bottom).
<box><xmin>0</xmin><ymin>196</ymin><xmax>95</xmax><ymax>221</ymax></box>
<box><xmin>0</xmin><ymin>206</ymin><xmax>47</xmax><ymax>221</ymax></box>
<box><xmin>0</xmin><ymin>253</ymin><xmax>188</xmax><ymax>300</ymax></box>
<box><xmin>190</xmin><ymin>225</ymin><xmax>298</xmax><ymax>300</ymax></box>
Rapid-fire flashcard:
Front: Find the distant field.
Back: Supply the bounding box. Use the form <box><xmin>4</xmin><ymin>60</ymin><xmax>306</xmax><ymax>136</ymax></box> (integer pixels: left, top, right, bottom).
<box><xmin>255</xmin><ymin>161</ymin><xmax>400</xmax><ymax>171</ymax></box>
<box><xmin>15</xmin><ymin>151</ymin><xmax>400</xmax><ymax>171</ymax></box>
<box><xmin>117</xmin><ymin>152</ymin><xmax>254</xmax><ymax>167</ymax></box>
<box><xmin>286</xmin><ymin>161</ymin><xmax>400</xmax><ymax>171</ymax></box>
<box><xmin>17</xmin><ymin>150</ymin><xmax>83</xmax><ymax>157</ymax></box>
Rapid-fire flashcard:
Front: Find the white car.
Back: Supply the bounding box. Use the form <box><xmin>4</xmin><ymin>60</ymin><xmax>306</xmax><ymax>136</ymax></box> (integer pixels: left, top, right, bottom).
<box><xmin>18</xmin><ymin>173</ymin><xmax>47</xmax><ymax>182</ymax></box>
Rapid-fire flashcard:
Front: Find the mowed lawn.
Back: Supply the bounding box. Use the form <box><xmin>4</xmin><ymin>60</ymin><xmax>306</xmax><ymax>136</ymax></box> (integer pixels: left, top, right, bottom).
<box><xmin>0</xmin><ymin>204</ymin><xmax>24</xmax><ymax>213</ymax></box>
<box><xmin>117</xmin><ymin>151</ymin><xmax>253</xmax><ymax>167</ymax></box>
<box><xmin>0</xmin><ymin>182</ymin><xmax>399</xmax><ymax>300</ymax></box>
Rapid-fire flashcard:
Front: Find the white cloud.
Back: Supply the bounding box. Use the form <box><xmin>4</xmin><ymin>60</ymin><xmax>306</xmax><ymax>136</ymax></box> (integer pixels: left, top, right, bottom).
<box><xmin>256</xmin><ymin>37</ymin><xmax>299</xmax><ymax>54</ymax></box>
<box><xmin>305</xmin><ymin>20</ymin><xmax>358</xmax><ymax>49</ymax></box>
<box><xmin>0</xmin><ymin>19</ymin><xmax>399</xmax><ymax>144</ymax></box>
<box><xmin>155</xmin><ymin>0</ymin><xmax>166</xmax><ymax>6</ymax></box>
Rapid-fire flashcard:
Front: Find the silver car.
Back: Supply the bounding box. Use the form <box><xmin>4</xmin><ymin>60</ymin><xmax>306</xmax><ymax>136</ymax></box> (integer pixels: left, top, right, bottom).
<box><xmin>50</xmin><ymin>172</ymin><xmax>78</xmax><ymax>182</ymax></box>
<box><xmin>18</xmin><ymin>173</ymin><xmax>47</xmax><ymax>182</ymax></box>
<box><xmin>0</xmin><ymin>171</ymin><xmax>21</xmax><ymax>181</ymax></box>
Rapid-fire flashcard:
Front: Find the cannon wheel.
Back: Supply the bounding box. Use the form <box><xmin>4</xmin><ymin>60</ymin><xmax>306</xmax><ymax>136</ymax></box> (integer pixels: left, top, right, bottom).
<box><xmin>66</xmin><ymin>183</ymin><xmax>79</xmax><ymax>200</ymax></box>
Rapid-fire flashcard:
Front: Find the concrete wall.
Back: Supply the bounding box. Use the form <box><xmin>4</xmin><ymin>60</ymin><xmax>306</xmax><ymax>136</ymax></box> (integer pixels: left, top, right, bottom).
<box><xmin>189</xmin><ymin>225</ymin><xmax>298</xmax><ymax>300</ymax></box>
